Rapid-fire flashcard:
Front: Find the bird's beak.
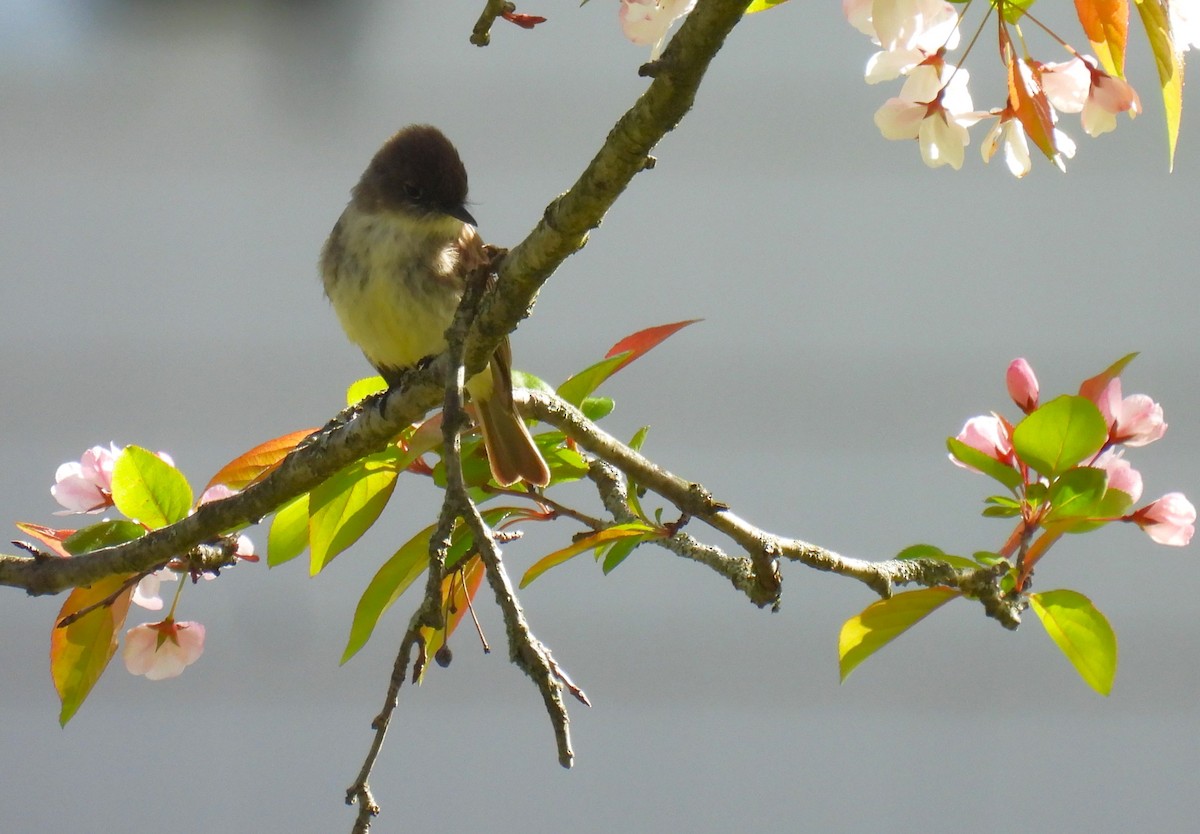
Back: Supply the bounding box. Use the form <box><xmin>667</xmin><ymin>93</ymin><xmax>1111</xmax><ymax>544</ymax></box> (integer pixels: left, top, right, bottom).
<box><xmin>448</xmin><ymin>204</ymin><xmax>477</xmax><ymax>227</ymax></box>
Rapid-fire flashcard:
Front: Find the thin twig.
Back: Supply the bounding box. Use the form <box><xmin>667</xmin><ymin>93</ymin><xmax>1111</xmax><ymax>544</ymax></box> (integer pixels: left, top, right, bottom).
<box><xmin>529</xmin><ymin>391</ymin><xmax>1022</xmax><ymax>628</ymax></box>
<box><xmin>470</xmin><ymin>0</ymin><xmax>510</xmax><ymax>46</ymax></box>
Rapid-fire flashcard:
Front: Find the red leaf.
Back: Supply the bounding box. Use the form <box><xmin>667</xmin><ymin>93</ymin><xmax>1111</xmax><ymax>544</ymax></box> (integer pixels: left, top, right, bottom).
<box><xmin>501</xmin><ymin>11</ymin><xmax>547</xmax><ymax>29</ymax></box>
<box><xmin>203</xmin><ymin>428</ymin><xmax>318</xmax><ymax>495</ymax></box>
<box><xmin>14</xmin><ymin>522</ymin><xmax>76</xmax><ymax>558</ymax></box>
<box><xmin>1000</xmin><ymin>24</ymin><xmax>1056</xmax><ymax>161</ymax></box>
<box><xmin>604</xmin><ymin>319</ymin><xmax>701</xmax><ymax>374</ymax></box>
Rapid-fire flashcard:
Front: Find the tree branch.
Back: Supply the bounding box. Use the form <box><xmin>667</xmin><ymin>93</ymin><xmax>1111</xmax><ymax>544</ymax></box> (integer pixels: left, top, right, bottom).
<box><xmin>525</xmin><ymin>390</ymin><xmax>1023</xmax><ymax>629</ymax></box>
<box><xmin>0</xmin><ymin>0</ymin><xmax>752</xmax><ymax>599</ymax></box>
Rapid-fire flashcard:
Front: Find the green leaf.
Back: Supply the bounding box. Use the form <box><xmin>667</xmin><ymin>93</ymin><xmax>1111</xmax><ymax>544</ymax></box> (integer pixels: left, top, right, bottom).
<box><xmin>895</xmin><ymin>543</ymin><xmax>978</xmax><ymax>571</ymax></box>
<box><xmin>341</xmin><ymin>522</ymin><xmax>435</xmax><ymax>663</ymax></box>
<box><xmin>839</xmin><ymin>588</ymin><xmax>960</xmax><ymax>682</ymax></box>
<box><xmin>267</xmin><ymin>493</ymin><xmax>310</xmax><ymax>567</ymax></box>
<box><xmin>111</xmin><ymin>446</ymin><xmax>193</xmax><ymax>528</ymax></box>
<box><xmin>511</xmin><ymin>370</ymin><xmax>557</xmax><ymax>396</ymax></box>
<box><xmin>63</xmin><ymin>520</ymin><xmax>146</xmax><ymax>556</ymax></box>
<box><xmin>946</xmin><ymin>437</ymin><xmax>1023</xmax><ymax>490</ymax></box>
<box><xmin>557</xmin><ymin>354</ymin><xmax>629</xmax><ymax>407</ymax></box>
<box><xmin>999</xmin><ymin>0</ymin><xmax>1038</xmax><ymax>23</ymax></box>
<box><xmin>1030</xmin><ymin>589</ymin><xmax>1117</xmax><ymax>695</ymax></box>
<box><xmin>580</xmin><ymin>396</ymin><xmax>615</xmax><ymax>421</ymax></box>
<box><xmin>895</xmin><ymin>543</ymin><xmax>947</xmax><ymax>561</ymax></box>
<box><xmin>1012</xmin><ymin>395</ymin><xmax>1108</xmax><ymax>477</ymax></box>
<box><xmin>973</xmin><ymin>551</ymin><xmax>1006</xmax><ymax>566</ymax></box>
<box><xmin>346</xmin><ymin>375</ymin><xmax>387</xmax><ymax>406</ymax></box>
<box><xmin>52</xmin><ymin>574</ymin><xmax>135</xmax><ymax>725</ymax></box>
<box><xmin>601</xmin><ymin>534</ymin><xmax>645</xmax><ymax>574</ymax></box>
<box><xmin>1135</xmin><ymin>0</ymin><xmax>1184</xmax><ymax>169</ymax></box>
<box><xmin>1044</xmin><ymin>466</ymin><xmax>1109</xmax><ymax>525</ymax></box>
<box><xmin>629</xmin><ymin>426</ymin><xmax>650</xmax><ymax>452</ymax></box>
<box><xmin>540</xmin><ymin>443</ymin><xmax>590</xmax><ymax>486</ymax></box>
<box><xmin>309</xmin><ymin>448</ymin><xmax>400</xmax><ymax>575</ymax></box>
<box><xmin>341</xmin><ymin>507</ymin><xmax>522</xmax><ymax>662</ymax></box>
<box><xmin>521</xmin><ymin>523</ymin><xmax>659</xmax><ymax>588</ymax></box>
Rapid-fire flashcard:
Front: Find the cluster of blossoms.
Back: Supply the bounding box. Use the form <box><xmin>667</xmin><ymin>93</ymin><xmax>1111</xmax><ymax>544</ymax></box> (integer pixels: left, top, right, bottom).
<box><xmin>843</xmin><ymin>0</ymin><xmax>1162</xmax><ymax>174</ymax></box>
<box><xmin>51</xmin><ymin>444</ymin><xmax>254</xmax><ymax>680</ymax></box>
<box><xmin>954</xmin><ymin>360</ymin><xmax>1195</xmax><ymax>551</ymax></box>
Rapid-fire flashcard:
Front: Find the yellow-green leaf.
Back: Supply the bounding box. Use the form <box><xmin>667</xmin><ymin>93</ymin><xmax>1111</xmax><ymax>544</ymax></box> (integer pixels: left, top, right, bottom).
<box><xmin>1135</xmin><ymin>0</ymin><xmax>1184</xmax><ymax>170</ymax></box>
<box><xmin>520</xmin><ymin>523</ymin><xmax>659</xmax><ymax>588</ymax></box>
<box><xmin>746</xmin><ymin>0</ymin><xmax>789</xmax><ymax>12</ymax></box>
<box><xmin>51</xmin><ymin>575</ymin><xmax>135</xmax><ymax>725</ymax></box>
<box><xmin>346</xmin><ymin>375</ymin><xmax>388</xmax><ymax>406</ymax></box>
<box><xmin>1075</xmin><ymin>0</ymin><xmax>1130</xmax><ymax>76</ymax></box>
<box><xmin>341</xmin><ymin>522</ymin><xmax>436</xmax><ymax>663</ymax></box>
<box><xmin>309</xmin><ymin>449</ymin><xmax>400</xmax><ymax>575</ymax></box>
<box><xmin>1030</xmin><ymin>589</ymin><xmax>1117</xmax><ymax>695</ymax></box>
<box><xmin>839</xmin><ymin>588</ymin><xmax>960</xmax><ymax>682</ymax></box>
<box><xmin>267</xmin><ymin>492</ymin><xmax>309</xmax><ymax>567</ymax></box>
<box><xmin>111</xmin><ymin>446</ymin><xmax>193</xmax><ymax>528</ymax></box>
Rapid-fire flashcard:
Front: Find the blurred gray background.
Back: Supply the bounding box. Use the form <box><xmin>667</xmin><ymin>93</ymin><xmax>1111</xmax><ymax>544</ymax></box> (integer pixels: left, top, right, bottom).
<box><xmin>2</xmin><ymin>1</ymin><xmax>1197</xmax><ymax>831</ymax></box>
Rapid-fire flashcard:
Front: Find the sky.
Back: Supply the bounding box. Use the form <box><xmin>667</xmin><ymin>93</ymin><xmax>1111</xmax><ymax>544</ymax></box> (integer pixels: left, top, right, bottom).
<box><xmin>1</xmin><ymin>1</ymin><xmax>1198</xmax><ymax>832</ymax></box>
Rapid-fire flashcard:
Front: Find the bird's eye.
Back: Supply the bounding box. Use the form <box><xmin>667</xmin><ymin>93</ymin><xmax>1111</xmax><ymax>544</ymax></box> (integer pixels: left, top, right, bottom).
<box><xmin>402</xmin><ymin>183</ymin><xmax>424</xmax><ymax>202</ymax></box>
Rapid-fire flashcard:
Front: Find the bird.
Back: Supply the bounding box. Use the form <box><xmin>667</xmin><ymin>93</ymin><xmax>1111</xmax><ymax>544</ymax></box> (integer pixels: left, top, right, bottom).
<box><xmin>320</xmin><ymin>124</ymin><xmax>550</xmax><ymax>487</ymax></box>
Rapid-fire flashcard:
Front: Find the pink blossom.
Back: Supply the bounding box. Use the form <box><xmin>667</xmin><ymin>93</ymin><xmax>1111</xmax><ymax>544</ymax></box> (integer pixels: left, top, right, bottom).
<box><xmin>1005</xmin><ymin>358</ymin><xmax>1039</xmax><ymax>413</ymax></box>
<box><xmin>123</xmin><ymin>619</ymin><xmax>206</xmax><ymax>680</ymax></box>
<box><xmin>199</xmin><ymin>484</ymin><xmax>235</xmax><ymax>504</ymax></box>
<box><xmin>952</xmin><ymin>414</ymin><xmax>1013</xmax><ymax>470</ymax></box>
<box><xmin>867</xmin><ymin>0</ymin><xmax>960</xmax><ymax>52</ymax></box>
<box><xmin>1171</xmin><ymin>0</ymin><xmax>1200</xmax><ymax>52</ymax></box>
<box><xmin>1042</xmin><ymin>56</ymin><xmax>1139</xmax><ymax>137</ymax></box>
<box><xmin>1095</xmin><ymin>378</ymin><xmax>1167</xmax><ymax>446</ymax></box>
<box><xmin>1092</xmin><ymin>448</ymin><xmax>1143</xmax><ymax>504</ymax></box>
<box><xmin>619</xmin><ymin>0</ymin><xmax>695</xmax><ymax>60</ymax></box>
<box><xmin>1132</xmin><ymin>493</ymin><xmax>1196</xmax><ymax>546</ymax></box>
<box><xmin>874</xmin><ymin>63</ymin><xmax>979</xmax><ymax>170</ymax></box>
<box><xmin>51</xmin><ymin>443</ymin><xmax>121</xmax><ymax>514</ymax></box>
<box><xmin>981</xmin><ymin>114</ymin><xmax>1032</xmax><ymax>178</ymax></box>
<box><xmin>132</xmin><ymin>569</ymin><xmax>179</xmax><ymax>611</ymax></box>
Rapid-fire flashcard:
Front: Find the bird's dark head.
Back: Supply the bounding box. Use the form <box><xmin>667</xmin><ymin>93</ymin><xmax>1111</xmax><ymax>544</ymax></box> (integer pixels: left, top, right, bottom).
<box><xmin>354</xmin><ymin>124</ymin><xmax>476</xmax><ymax>226</ymax></box>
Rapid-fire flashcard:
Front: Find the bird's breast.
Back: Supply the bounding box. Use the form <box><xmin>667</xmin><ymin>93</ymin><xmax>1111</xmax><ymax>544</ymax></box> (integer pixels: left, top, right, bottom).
<box><xmin>322</xmin><ymin>208</ymin><xmax>466</xmax><ymax>370</ymax></box>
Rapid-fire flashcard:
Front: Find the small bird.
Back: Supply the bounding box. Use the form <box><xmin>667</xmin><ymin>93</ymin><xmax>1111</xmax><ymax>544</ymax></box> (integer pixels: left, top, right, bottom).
<box><xmin>321</xmin><ymin>125</ymin><xmax>550</xmax><ymax>487</ymax></box>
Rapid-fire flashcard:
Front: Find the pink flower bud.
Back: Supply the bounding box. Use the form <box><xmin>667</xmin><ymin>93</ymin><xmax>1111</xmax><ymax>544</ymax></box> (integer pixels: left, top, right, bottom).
<box><xmin>952</xmin><ymin>414</ymin><xmax>1014</xmax><ymax>470</ymax></box>
<box><xmin>1006</xmin><ymin>358</ymin><xmax>1039</xmax><ymax>413</ymax></box>
<box><xmin>1132</xmin><ymin>493</ymin><xmax>1196</xmax><ymax>546</ymax></box>
<box><xmin>123</xmin><ymin>619</ymin><xmax>206</xmax><ymax>680</ymax></box>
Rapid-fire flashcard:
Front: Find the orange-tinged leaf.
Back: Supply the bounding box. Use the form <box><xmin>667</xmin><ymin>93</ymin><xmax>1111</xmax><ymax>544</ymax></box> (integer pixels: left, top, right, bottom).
<box><xmin>1077</xmin><ymin>352</ymin><xmax>1138</xmax><ymax>402</ymax></box>
<box><xmin>838</xmin><ymin>588</ymin><xmax>960</xmax><ymax>682</ymax></box>
<box><xmin>418</xmin><ymin>556</ymin><xmax>485</xmax><ymax>682</ymax></box>
<box><xmin>604</xmin><ymin>319</ymin><xmax>701</xmax><ymax>374</ymax></box>
<box><xmin>52</xmin><ymin>575</ymin><xmax>135</xmax><ymax>725</ymax></box>
<box><xmin>203</xmin><ymin>428</ymin><xmax>318</xmax><ymax>494</ymax></box>
<box><xmin>1135</xmin><ymin>0</ymin><xmax>1184</xmax><ymax>170</ymax></box>
<box><xmin>1009</xmin><ymin>55</ymin><xmax>1058</xmax><ymax>161</ymax></box>
<box><xmin>520</xmin><ymin>524</ymin><xmax>658</xmax><ymax>587</ymax></box>
<box><xmin>14</xmin><ymin>522</ymin><xmax>75</xmax><ymax>558</ymax></box>
<box><xmin>1075</xmin><ymin>0</ymin><xmax>1130</xmax><ymax>76</ymax></box>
